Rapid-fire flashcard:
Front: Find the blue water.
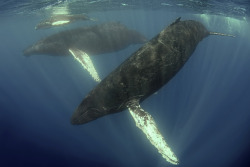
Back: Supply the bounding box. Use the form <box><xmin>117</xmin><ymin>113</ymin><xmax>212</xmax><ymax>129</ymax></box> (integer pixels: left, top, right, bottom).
<box><xmin>0</xmin><ymin>1</ymin><xmax>250</xmax><ymax>167</ymax></box>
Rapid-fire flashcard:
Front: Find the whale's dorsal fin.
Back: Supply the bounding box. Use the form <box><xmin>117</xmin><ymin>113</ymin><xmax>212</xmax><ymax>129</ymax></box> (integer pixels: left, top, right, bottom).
<box><xmin>126</xmin><ymin>99</ymin><xmax>179</xmax><ymax>165</ymax></box>
<box><xmin>170</xmin><ymin>17</ymin><xmax>181</xmax><ymax>26</ymax></box>
<box><xmin>69</xmin><ymin>48</ymin><xmax>101</xmax><ymax>82</ymax></box>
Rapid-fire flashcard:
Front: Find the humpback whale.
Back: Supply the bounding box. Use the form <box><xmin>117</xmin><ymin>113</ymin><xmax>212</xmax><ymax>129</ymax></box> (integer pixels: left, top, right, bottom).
<box><xmin>24</xmin><ymin>22</ymin><xmax>147</xmax><ymax>81</ymax></box>
<box><xmin>35</xmin><ymin>14</ymin><xmax>94</xmax><ymax>30</ymax></box>
<box><xmin>71</xmin><ymin>18</ymin><xmax>234</xmax><ymax>164</ymax></box>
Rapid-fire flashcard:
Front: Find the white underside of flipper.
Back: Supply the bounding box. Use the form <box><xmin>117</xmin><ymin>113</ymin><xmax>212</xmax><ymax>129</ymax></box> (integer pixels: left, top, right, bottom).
<box><xmin>127</xmin><ymin>99</ymin><xmax>179</xmax><ymax>165</ymax></box>
<box><xmin>52</xmin><ymin>20</ymin><xmax>70</xmax><ymax>26</ymax></box>
<box><xmin>69</xmin><ymin>48</ymin><xmax>101</xmax><ymax>82</ymax></box>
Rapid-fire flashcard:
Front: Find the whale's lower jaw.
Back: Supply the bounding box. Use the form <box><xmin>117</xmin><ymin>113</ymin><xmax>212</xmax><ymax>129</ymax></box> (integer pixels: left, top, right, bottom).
<box><xmin>70</xmin><ymin>108</ymin><xmax>99</xmax><ymax>125</ymax></box>
<box><xmin>23</xmin><ymin>46</ymin><xmax>35</xmax><ymax>56</ymax></box>
<box><xmin>23</xmin><ymin>45</ymin><xmax>69</xmax><ymax>57</ymax></box>
<box><xmin>23</xmin><ymin>44</ymin><xmax>44</xmax><ymax>56</ymax></box>
<box><xmin>70</xmin><ymin>99</ymin><xmax>109</xmax><ymax>125</ymax></box>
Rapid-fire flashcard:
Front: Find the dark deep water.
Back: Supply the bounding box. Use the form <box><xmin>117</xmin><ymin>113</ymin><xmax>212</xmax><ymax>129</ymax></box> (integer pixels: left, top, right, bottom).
<box><xmin>0</xmin><ymin>1</ymin><xmax>250</xmax><ymax>167</ymax></box>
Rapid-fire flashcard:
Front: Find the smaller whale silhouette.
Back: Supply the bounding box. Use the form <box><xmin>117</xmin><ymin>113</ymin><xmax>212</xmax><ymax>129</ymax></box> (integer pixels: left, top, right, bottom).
<box><xmin>35</xmin><ymin>14</ymin><xmax>95</xmax><ymax>30</ymax></box>
<box><xmin>24</xmin><ymin>22</ymin><xmax>147</xmax><ymax>81</ymax></box>
<box><xmin>71</xmin><ymin>18</ymin><xmax>234</xmax><ymax>164</ymax></box>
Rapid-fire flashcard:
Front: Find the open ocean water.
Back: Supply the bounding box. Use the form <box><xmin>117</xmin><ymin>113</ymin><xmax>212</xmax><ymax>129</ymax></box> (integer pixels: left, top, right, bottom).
<box><xmin>0</xmin><ymin>0</ymin><xmax>250</xmax><ymax>167</ymax></box>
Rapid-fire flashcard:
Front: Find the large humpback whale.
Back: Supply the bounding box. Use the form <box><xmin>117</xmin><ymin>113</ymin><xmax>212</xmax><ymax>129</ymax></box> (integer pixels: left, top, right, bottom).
<box><xmin>24</xmin><ymin>22</ymin><xmax>146</xmax><ymax>56</ymax></box>
<box><xmin>24</xmin><ymin>22</ymin><xmax>147</xmax><ymax>81</ymax></box>
<box><xmin>71</xmin><ymin>18</ymin><xmax>234</xmax><ymax>164</ymax></box>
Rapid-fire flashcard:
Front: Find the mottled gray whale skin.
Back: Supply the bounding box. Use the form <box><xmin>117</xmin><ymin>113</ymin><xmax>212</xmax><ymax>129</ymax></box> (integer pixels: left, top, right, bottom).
<box><xmin>71</xmin><ymin>19</ymin><xmax>210</xmax><ymax>125</ymax></box>
<box><xmin>23</xmin><ymin>22</ymin><xmax>147</xmax><ymax>56</ymax></box>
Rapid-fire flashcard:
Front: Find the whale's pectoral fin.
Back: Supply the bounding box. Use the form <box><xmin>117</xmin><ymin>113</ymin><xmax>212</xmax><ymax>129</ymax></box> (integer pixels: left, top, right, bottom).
<box><xmin>69</xmin><ymin>48</ymin><xmax>101</xmax><ymax>82</ymax></box>
<box><xmin>52</xmin><ymin>20</ymin><xmax>70</xmax><ymax>26</ymax></box>
<box><xmin>127</xmin><ymin>99</ymin><xmax>179</xmax><ymax>165</ymax></box>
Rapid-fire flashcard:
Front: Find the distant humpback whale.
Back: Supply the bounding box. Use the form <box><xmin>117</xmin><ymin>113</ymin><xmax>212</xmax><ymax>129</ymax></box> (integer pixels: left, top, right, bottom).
<box><xmin>71</xmin><ymin>18</ymin><xmax>234</xmax><ymax>164</ymax></box>
<box><xmin>35</xmin><ymin>14</ymin><xmax>95</xmax><ymax>30</ymax></box>
<box><xmin>24</xmin><ymin>22</ymin><xmax>147</xmax><ymax>81</ymax></box>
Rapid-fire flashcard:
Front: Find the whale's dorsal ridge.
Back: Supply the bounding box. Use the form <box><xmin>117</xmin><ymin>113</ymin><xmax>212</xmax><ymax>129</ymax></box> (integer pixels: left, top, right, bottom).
<box><xmin>170</xmin><ymin>17</ymin><xmax>181</xmax><ymax>26</ymax></box>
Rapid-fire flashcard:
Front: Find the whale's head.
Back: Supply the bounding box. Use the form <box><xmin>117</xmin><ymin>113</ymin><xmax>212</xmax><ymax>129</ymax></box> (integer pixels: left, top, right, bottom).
<box><xmin>71</xmin><ymin>107</ymin><xmax>102</xmax><ymax>125</ymax></box>
<box><xmin>23</xmin><ymin>38</ymin><xmax>68</xmax><ymax>56</ymax></box>
<box><xmin>23</xmin><ymin>41</ymin><xmax>45</xmax><ymax>56</ymax></box>
<box><xmin>70</xmin><ymin>87</ymin><xmax>126</xmax><ymax>125</ymax></box>
<box><xmin>130</xmin><ymin>30</ymin><xmax>148</xmax><ymax>44</ymax></box>
<box><xmin>70</xmin><ymin>96</ymin><xmax>109</xmax><ymax>125</ymax></box>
